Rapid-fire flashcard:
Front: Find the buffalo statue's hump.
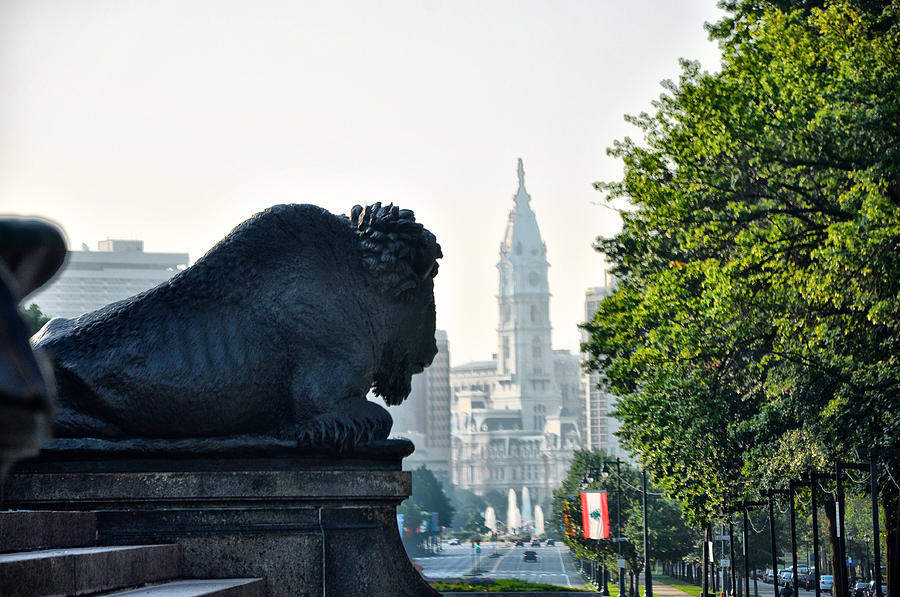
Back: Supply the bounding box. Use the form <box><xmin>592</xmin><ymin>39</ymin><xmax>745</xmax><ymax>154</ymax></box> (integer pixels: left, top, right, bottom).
<box><xmin>33</xmin><ymin>203</ymin><xmax>441</xmax><ymax>452</ymax></box>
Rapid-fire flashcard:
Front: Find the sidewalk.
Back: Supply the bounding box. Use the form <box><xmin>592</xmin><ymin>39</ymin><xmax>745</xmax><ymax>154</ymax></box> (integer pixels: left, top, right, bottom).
<box><xmin>651</xmin><ymin>582</ymin><xmax>694</xmax><ymax>597</ymax></box>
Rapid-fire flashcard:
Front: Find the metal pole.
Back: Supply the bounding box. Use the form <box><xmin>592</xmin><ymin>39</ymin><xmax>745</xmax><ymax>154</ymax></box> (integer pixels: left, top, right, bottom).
<box><xmin>719</xmin><ymin>521</ymin><xmax>729</xmax><ymax>595</ymax></box>
<box><xmin>810</xmin><ymin>475</ymin><xmax>821</xmax><ymax>597</ymax></box>
<box><xmin>643</xmin><ymin>469</ymin><xmax>653</xmax><ymax>597</ymax></box>
<box><xmin>617</xmin><ymin>459</ymin><xmax>625</xmax><ymax>597</ymax></box>
<box><xmin>768</xmin><ymin>492</ymin><xmax>779</xmax><ymax>597</ymax></box>
<box><xmin>836</xmin><ymin>464</ymin><xmax>848</xmax><ymax>597</ymax></box>
<box><xmin>869</xmin><ymin>456</ymin><xmax>883</xmax><ymax>597</ymax></box>
<box><xmin>703</xmin><ymin>525</ymin><xmax>711</xmax><ymax>597</ymax></box>
<box><xmin>730</xmin><ymin>516</ymin><xmax>737</xmax><ymax>597</ymax></box>
<box><xmin>713</xmin><ymin>523</ymin><xmax>719</xmax><ymax>596</ymax></box>
<box><xmin>743</xmin><ymin>506</ymin><xmax>751</xmax><ymax>597</ymax></box>
<box><xmin>790</xmin><ymin>481</ymin><xmax>799</xmax><ymax>593</ymax></box>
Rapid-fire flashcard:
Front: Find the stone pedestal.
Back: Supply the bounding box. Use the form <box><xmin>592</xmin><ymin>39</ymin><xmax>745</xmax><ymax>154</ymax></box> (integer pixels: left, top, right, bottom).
<box><xmin>3</xmin><ymin>439</ymin><xmax>439</xmax><ymax>597</ymax></box>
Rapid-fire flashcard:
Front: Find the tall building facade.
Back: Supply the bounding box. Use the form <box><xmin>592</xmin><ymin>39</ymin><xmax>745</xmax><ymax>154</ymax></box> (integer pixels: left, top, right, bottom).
<box><xmin>582</xmin><ymin>276</ymin><xmax>627</xmax><ymax>460</ymax></box>
<box><xmin>450</xmin><ymin>160</ymin><xmax>581</xmax><ymax>511</ymax></box>
<box><xmin>27</xmin><ymin>239</ymin><xmax>189</xmax><ymax>319</ymax></box>
<box><xmin>387</xmin><ymin>330</ymin><xmax>452</xmax><ymax>481</ymax></box>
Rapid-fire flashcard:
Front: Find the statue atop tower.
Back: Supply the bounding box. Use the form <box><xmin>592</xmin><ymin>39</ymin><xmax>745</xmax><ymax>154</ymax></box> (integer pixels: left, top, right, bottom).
<box><xmin>514</xmin><ymin>157</ymin><xmax>531</xmax><ymax>208</ymax></box>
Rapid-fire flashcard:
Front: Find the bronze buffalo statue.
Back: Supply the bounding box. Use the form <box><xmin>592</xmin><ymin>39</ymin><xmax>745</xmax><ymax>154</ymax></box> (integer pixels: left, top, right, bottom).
<box><xmin>33</xmin><ymin>203</ymin><xmax>441</xmax><ymax>451</ymax></box>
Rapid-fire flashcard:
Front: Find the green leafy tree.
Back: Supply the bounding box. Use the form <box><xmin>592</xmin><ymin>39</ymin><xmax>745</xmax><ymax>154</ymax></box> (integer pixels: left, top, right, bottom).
<box><xmin>448</xmin><ymin>486</ymin><xmax>486</xmax><ymax>529</ymax></box>
<box><xmin>408</xmin><ymin>466</ymin><xmax>455</xmax><ymax>529</ymax></box>
<box><xmin>398</xmin><ymin>498</ymin><xmax>426</xmax><ymax>533</ymax></box>
<box><xmin>461</xmin><ymin>510</ymin><xmax>490</xmax><ymax>539</ymax></box>
<box><xmin>20</xmin><ymin>303</ymin><xmax>50</xmax><ymax>336</ymax></box>
<box><xmin>583</xmin><ymin>1</ymin><xmax>900</xmax><ymax>593</ymax></box>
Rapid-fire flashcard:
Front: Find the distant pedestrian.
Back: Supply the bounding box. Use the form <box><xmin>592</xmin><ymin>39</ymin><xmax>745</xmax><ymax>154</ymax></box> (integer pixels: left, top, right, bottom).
<box><xmin>779</xmin><ymin>581</ymin><xmax>794</xmax><ymax>597</ymax></box>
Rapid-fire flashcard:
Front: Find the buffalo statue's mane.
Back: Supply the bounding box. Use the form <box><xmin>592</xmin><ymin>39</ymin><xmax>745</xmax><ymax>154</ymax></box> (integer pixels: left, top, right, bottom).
<box><xmin>350</xmin><ymin>202</ymin><xmax>442</xmax><ymax>298</ymax></box>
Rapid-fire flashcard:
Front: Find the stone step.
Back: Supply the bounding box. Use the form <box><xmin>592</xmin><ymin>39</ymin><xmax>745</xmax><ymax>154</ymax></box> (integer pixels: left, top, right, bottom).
<box><xmin>0</xmin><ymin>510</ymin><xmax>97</xmax><ymax>552</ymax></box>
<box><xmin>0</xmin><ymin>543</ymin><xmax>181</xmax><ymax>597</ymax></box>
<box><xmin>102</xmin><ymin>578</ymin><xmax>265</xmax><ymax>597</ymax></box>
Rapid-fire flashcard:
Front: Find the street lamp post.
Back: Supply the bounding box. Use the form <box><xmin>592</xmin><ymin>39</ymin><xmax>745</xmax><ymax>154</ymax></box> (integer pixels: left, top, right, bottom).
<box><xmin>601</xmin><ymin>459</ymin><xmax>627</xmax><ymax>597</ymax></box>
<box><xmin>643</xmin><ymin>469</ymin><xmax>653</xmax><ymax>597</ymax></box>
<box><xmin>582</xmin><ymin>459</ymin><xmax>652</xmax><ymax>597</ymax></box>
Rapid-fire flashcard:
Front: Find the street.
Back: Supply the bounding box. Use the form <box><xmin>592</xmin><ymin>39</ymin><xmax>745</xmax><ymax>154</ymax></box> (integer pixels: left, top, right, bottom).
<box><xmin>750</xmin><ymin>580</ymin><xmax>833</xmax><ymax>597</ymax></box>
<box><xmin>412</xmin><ymin>543</ymin><xmax>588</xmax><ymax>588</ymax></box>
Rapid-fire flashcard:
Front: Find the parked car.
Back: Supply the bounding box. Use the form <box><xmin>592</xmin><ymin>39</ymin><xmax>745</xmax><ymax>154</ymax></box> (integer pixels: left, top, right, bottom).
<box><xmin>851</xmin><ymin>582</ymin><xmax>868</xmax><ymax>597</ymax></box>
<box><xmin>803</xmin><ymin>571</ymin><xmax>818</xmax><ymax>590</ymax></box>
<box><xmin>764</xmin><ymin>570</ymin><xmax>776</xmax><ymax>584</ymax></box>
<box><xmin>820</xmin><ymin>575</ymin><xmax>834</xmax><ymax>592</ymax></box>
<box><xmin>523</xmin><ymin>550</ymin><xmax>538</xmax><ymax>562</ymax></box>
<box><xmin>866</xmin><ymin>581</ymin><xmax>887</xmax><ymax>597</ymax></box>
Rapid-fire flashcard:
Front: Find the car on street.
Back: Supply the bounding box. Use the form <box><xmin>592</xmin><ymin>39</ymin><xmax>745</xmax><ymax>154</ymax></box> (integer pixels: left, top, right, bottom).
<box><xmin>851</xmin><ymin>582</ymin><xmax>868</xmax><ymax>597</ymax></box>
<box><xmin>523</xmin><ymin>550</ymin><xmax>538</xmax><ymax>562</ymax></box>
<box><xmin>545</xmin><ymin>539</ymin><xmax>555</xmax><ymax>546</ymax></box>
<box><xmin>764</xmin><ymin>570</ymin><xmax>775</xmax><ymax>584</ymax></box>
<box><xmin>803</xmin><ymin>571</ymin><xmax>818</xmax><ymax>590</ymax></box>
<box><xmin>820</xmin><ymin>575</ymin><xmax>834</xmax><ymax>592</ymax></box>
<box><xmin>448</xmin><ymin>538</ymin><xmax>459</xmax><ymax>545</ymax></box>
<box><xmin>866</xmin><ymin>581</ymin><xmax>887</xmax><ymax>597</ymax></box>
<box><xmin>514</xmin><ymin>540</ymin><xmax>524</xmax><ymax>547</ymax></box>
<box><xmin>531</xmin><ymin>539</ymin><xmax>541</xmax><ymax>547</ymax></box>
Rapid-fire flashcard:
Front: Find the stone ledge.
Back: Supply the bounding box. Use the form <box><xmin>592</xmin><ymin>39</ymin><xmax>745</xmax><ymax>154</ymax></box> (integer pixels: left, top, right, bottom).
<box><xmin>4</xmin><ymin>469</ymin><xmax>410</xmax><ymax>506</ymax></box>
<box><xmin>2</xmin><ymin>440</ymin><xmax>439</xmax><ymax>596</ymax></box>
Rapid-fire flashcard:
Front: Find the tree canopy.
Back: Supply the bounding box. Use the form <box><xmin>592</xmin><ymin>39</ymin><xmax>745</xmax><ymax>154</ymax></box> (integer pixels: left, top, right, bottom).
<box><xmin>582</xmin><ymin>0</ymin><xmax>899</xmax><ymax>584</ymax></box>
<box><xmin>405</xmin><ymin>466</ymin><xmax>455</xmax><ymax>530</ymax></box>
<box><xmin>21</xmin><ymin>303</ymin><xmax>50</xmax><ymax>337</ymax></box>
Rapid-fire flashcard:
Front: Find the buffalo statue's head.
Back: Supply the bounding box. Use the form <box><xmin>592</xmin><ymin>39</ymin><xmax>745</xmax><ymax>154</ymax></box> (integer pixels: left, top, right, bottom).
<box><xmin>350</xmin><ymin>203</ymin><xmax>441</xmax><ymax>406</ymax></box>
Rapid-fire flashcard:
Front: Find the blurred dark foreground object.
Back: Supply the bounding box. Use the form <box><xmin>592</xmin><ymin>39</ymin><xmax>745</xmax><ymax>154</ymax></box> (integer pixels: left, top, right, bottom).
<box><xmin>0</xmin><ymin>218</ymin><xmax>66</xmax><ymax>483</ymax></box>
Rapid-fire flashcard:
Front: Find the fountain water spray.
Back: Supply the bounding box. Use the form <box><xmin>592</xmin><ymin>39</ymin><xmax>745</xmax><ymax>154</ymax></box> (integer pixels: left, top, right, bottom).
<box><xmin>534</xmin><ymin>505</ymin><xmax>545</xmax><ymax>536</ymax></box>
<box><xmin>484</xmin><ymin>506</ymin><xmax>496</xmax><ymax>531</ymax></box>
<box><xmin>507</xmin><ymin>488</ymin><xmax>519</xmax><ymax>532</ymax></box>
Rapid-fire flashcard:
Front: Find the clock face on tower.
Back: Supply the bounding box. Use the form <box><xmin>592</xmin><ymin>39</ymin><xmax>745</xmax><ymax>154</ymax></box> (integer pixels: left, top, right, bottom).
<box><xmin>528</xmin><ymin>272</ymin><xmax>540</xmax><ymax>286</ymax></box>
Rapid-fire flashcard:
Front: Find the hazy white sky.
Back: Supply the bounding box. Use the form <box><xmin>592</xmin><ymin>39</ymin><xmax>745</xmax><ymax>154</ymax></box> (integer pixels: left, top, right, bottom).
<box><xmin>1</xmin><ymin>0</ymin><xmax>724</xmax><ymax>365</ymax></box>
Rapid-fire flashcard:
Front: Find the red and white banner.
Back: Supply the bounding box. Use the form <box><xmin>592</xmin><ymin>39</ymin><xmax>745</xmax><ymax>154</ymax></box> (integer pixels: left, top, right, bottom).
<box><xmin>580</xmin><ymin>490</ymin><xmax>610</xmax><ymax>540</ymax></box>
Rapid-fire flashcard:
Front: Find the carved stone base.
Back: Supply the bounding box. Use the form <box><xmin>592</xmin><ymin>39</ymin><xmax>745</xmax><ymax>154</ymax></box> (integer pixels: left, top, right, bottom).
<box><xmin>3</xmin><ymin>439</ymin><xmax>439</xmax><ymax>597</ymax></box>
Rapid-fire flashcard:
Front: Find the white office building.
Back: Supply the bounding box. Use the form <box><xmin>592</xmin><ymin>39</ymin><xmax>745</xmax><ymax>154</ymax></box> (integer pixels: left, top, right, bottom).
<box><xmin>27</xmin><ymin>239</ymin><xmax>188</xmax><ymax>319</ymax></box>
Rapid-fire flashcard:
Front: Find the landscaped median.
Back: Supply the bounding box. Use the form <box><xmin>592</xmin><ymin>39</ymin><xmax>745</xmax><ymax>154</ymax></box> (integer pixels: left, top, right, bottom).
<box><xmin>429</xmin><ymin>576</ymin><xmax>601</xmax><ymax>594</ymax></box>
